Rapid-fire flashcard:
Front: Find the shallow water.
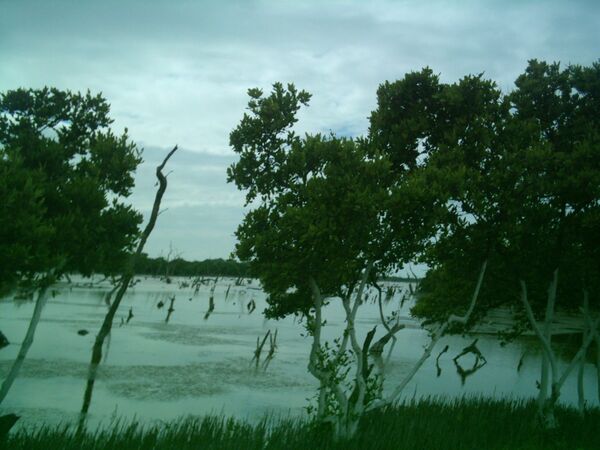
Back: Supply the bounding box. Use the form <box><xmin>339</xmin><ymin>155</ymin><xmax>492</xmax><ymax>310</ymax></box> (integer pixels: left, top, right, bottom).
<box><xmin>0</xmin><ymin>276</ymin><xmax>597</xmax><ymax>430</ymax></box>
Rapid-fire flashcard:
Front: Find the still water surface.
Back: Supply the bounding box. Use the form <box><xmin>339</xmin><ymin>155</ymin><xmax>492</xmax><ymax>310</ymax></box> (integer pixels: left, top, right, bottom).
<box><xmin>0</xmin><ymin>276</ymin><xmax>597</xmax><ymax>429</ymax></box>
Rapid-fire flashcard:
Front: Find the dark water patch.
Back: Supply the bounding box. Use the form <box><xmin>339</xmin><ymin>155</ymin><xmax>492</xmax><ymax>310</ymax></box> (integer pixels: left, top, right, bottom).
<box><xmin>34</xmin><ymin>317</ymin><xmax>103</xmax><ymax>326</ymax></box>
<box><xmin>108</xmin><ymin>358</ymin><xmax>310</xmax><ymax>401</ymax></box>
<box><xmin>0</xmin><ymin>359</ymin><xmax>88</xmax><ymax>379</ymax></box>
<box><xmin>0</xmin><ymin>358</ymin><xmax>310</xmax><ymax>402</ymax></box>
<box><xmin>142</xmin><ymin>321</ymin><xmax>266</xmax><ymax>339</ymax></box>
<box><xmin>140</xmin><ymin>330</ymin><xmax>243</xmax><ymax>347</ymax></box>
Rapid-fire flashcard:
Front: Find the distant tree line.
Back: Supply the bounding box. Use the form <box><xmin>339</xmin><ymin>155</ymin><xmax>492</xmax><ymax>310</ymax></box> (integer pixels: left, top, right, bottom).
<box><xmin>135</xmin><ymin>253</ymin><xmax>251</xmax><ymax>278</ymax></box>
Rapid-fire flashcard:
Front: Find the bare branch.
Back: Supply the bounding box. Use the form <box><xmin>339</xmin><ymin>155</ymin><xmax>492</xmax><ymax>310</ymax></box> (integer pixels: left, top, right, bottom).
<box><xmin>78</xmin><ymin>145</ymin><xmax>178</xmax><ymax>432</ymax></box>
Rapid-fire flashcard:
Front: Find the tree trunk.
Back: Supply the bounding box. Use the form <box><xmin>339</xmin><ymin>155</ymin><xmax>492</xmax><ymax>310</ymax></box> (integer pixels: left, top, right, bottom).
<box><xmin>77</xmin><ymin>146</ymin><xmax>177</xmax><ymax>432</ymax></box>
<box><xmin>0</xmin><ymin>283</ymin><xmax>50</xmax><ymax>404</ymax></box>
<box><xmin>306</xmin><ymin>269</ymin><xmax>372</xmax><ymax>438</ymax></box>
<box><xmin>332</xmin><ymin>412</ymin><xmax>360</xmax><ymax>442</ymax></box>
<box><xmin>317</xmin><ymin>381</ymin><xmax>327</xmax><ymax>420</ymax></box>
<box><xmin>539</xmin><ymin>384</ymin><xmax>558</xmax><ymax>429</ymax></box>
<box><xmin>537</xmin><ymin>272</ymin><xmax>557</xmax><ymax>417</ymax></box>
<box><xmin>537</xmin><ymin>352</ymin><xmax>550</xmax><ymax>415</ymax></box>
<box><xmin>79</xmin><ymin>275</ymin><xmax>134</xmax><ymax>429</ymax></box>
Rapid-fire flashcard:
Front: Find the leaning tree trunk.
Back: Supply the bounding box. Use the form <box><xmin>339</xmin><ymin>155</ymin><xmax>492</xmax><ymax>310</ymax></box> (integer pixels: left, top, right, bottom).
<box><xmin>78</xmin><ymin>146</ymin><xmax>177</xmax><ymax>432</ymax></box>
<box><xmin>0</xmin><ymin>280</ymin><xmax>52</xmax><ymax>404</ymax></box>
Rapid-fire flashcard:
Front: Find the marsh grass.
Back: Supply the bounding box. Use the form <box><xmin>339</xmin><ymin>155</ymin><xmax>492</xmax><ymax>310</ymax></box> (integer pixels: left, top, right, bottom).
<box><xmin>4</xmin><ymin>397</ymin><xmax>599</xmax><ymax>450</ymax></box>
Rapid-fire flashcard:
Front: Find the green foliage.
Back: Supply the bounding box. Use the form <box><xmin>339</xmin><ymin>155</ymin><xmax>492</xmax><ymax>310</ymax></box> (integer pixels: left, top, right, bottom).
<box><xmin>369</xmin><ymin>68</ymin><xmax>442</xmax><ymax>171</ymax></box>
<box><xmin>401</xmin><ymin>60</ymin><xmax>600</xmax><ymax>326</ymax></box>
<box><xmin>0</xmin><ymin>155</ymin><xmax>52</xmax><ymax>294</ymax></box>
<box><xmin>228</xmin><ymin>82</ymin><xmax>312</xmax><ymax>205</ymax></box>
<box><xmin>229</xmin><ymin>84</ymin><xmax>394</xmax><ymax>318</ymax></box>
<box><xmin>0</xmin><ymin>87</ymin><xmax>143</xmax><ymax>290</ymax></box>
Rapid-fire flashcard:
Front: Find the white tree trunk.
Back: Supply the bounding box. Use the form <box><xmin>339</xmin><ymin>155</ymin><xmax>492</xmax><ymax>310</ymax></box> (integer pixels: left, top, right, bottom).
<box><xmin>306</xmin><ymin>264</ymin><xmax>372</xmax><ymax>440</ymax></box>
<box><xmin>0</xmin><ymin>284</ymin><xmax>50</xmax><ymax>404</ymax></box>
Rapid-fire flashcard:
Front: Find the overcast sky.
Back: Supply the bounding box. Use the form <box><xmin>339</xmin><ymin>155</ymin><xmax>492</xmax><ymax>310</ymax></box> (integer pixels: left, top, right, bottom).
<box><xmin>1</xmin><ymin>0</ymin><xmax>598</xmax><ymax>268</ymax></box>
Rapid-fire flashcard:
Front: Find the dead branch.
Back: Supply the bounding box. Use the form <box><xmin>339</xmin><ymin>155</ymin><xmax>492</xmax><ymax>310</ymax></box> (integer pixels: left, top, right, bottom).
<box><xmin>78</xmin><ymin>145</ymin><xmax>178</xmax><ymax>432</ymax></box>
<box><xmin>203</xmin><ymin>278</ymin><xmax>218</xmax><ymax>320</ymax></box>
<box><xmin>262</xmin><ymin>329</ymin><xmax>278</xmax><ymax>372</ymax></box>
<box><xmin>247</xmin><ymin>298</ymin><xmax>256</xmax><ymax>314</ymax></box>
<box><xmin>435</xmin><ymin>345</ymin><xmax>449</xmax><ymax>377</ymax></box>
<box><xmin>251</xmin><ymin>329</ymin><xmax>271</xmax><ymax>371</ymax></box>
<box><xmin>165</xmin><ymin>296</ymin><xmax>176</xmax><ymax>323</ymax></box>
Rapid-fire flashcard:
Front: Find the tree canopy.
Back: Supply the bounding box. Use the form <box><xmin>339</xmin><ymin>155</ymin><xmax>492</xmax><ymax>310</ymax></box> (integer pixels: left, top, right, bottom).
<box><xmin>412</xmin><ymin>60</ymin><xmax>600</xmax><ymax>326</ymax></box>
<box><xmin>0</xmin><ymin>87</ymin><xmax>143</xmax><ymax>291</ymax></box>
<box><xmin>228</xmin><ymin>83</ymin><xmax>396</xmax><ymax>318</ymax></box>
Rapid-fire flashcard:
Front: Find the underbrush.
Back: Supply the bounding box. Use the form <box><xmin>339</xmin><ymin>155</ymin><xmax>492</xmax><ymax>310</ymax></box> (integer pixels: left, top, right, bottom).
<box><xmin>4</xmin><ymin>397</ymin><xmax>599</xmax><ymax>450</ymax></box>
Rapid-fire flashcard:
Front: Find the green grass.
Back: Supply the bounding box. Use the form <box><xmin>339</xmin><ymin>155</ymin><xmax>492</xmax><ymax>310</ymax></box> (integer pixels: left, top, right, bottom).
<box><xmin>3</xmin><ymin>397</ymin><xmax>599</xmax><ymax>450</ymax></box>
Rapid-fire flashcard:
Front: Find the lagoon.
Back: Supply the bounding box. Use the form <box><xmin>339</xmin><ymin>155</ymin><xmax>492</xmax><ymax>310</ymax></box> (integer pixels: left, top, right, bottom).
<box><xmin>0</xmin><ymin>276</ymin><xmax>597</xmax><ymax>430</ymax></box>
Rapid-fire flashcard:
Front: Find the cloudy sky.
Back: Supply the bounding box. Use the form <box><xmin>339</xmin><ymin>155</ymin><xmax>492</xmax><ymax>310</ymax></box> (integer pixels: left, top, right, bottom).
<box><xmin>1</xmin><ymin>0</ymin><xmax>598</xmax><ymax>265</ymax></box>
